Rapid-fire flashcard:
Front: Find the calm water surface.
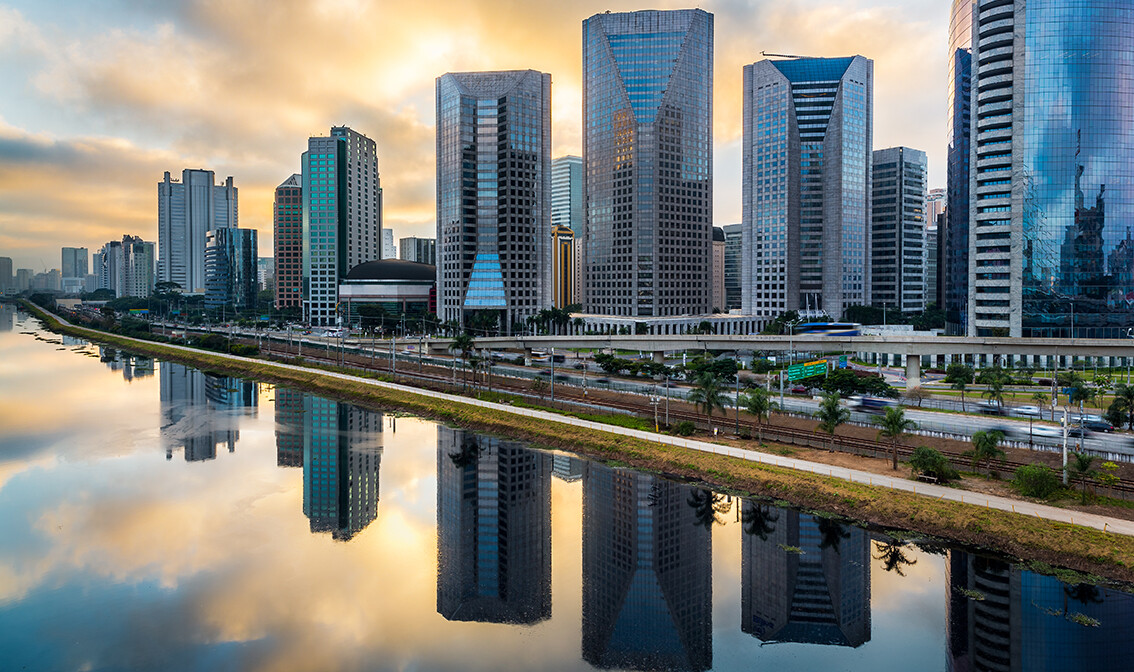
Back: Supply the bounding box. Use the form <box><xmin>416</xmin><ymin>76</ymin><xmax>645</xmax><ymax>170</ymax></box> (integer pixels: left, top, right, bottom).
<box><xmin>1</xmin><ymin>304</ymin><xmax>1132</xmax><ymax>671</ymax></box>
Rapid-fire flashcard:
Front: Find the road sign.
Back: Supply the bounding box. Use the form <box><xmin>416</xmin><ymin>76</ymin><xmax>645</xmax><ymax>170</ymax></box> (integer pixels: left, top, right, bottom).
<box><xmin>787</xmin><ymin>360</ymin><xmax>828</xmax><ymax>381</ymax></box>
<box><xmin>838</xmin><ymin>355</ymin><xmax>848</xmax><ymax>369</ymax></box>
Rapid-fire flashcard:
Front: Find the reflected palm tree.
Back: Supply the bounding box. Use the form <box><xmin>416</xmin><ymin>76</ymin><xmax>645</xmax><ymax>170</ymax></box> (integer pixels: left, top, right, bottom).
<box><xmin>873</xmin><ymin>539</ymin><xmax>918</xmax><ymax>576</ymax></box>
<box><xmin>448</xmin><ymin>436</ymin><xmax>482</xmax><ymax>468</ymax></box>
<box><xmin>742</xmin><ymin>501</ymin><xmax>779</xmax><ymax>540</ymax></box>
<box><xmin>1064</xmin><ymin>582</ymin><xmax>1104</xmax><ymax>607</ymax></box>
<box><xmin>687</xmin><ymin>488</ymin><xmax>730</xmax><ymax>530</ymax></box>
<box><xmin>817</xmin><ymin>517</ymin><xmax>851</xmax><ymax>554</ymax></box>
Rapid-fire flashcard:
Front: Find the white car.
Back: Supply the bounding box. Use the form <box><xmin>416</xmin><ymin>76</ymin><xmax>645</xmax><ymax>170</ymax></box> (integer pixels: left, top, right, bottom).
<box><xmin>1029</xmin><ymin>425</ymin><xmax>1063</xmax><ymax>438</ymax></box>
<box><xmin>1012</xmin><ymin>405</ymin><xmax>1043</xmax><ymax>418</ymax></box>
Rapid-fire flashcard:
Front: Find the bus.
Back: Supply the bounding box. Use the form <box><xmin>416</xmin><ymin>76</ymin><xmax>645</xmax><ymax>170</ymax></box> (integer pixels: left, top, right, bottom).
<box><xmin>794</xmin><ymin>322</ymin><xmax>862</xmax><ymax>337</ymax></box>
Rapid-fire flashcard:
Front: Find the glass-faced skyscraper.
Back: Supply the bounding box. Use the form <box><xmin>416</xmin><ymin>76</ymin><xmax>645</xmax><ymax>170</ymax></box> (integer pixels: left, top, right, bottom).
<box><xmin>966</xmin><ymin>0</ymin><xmax>1134</xmax><ymax>338</ymax></box>
<box><xmin>742</xmin><ymin>56</ymin><xmax>873</xmax><ymax>322</ymax></box>
<box><xmin>871</xmin><ymin>146</ymin><xmax>927</xmax><ymax>312</ymax></box>
<box><xmin>582</xmin><ymin>9</ymin><xmax>713</xmax><ymax>318</ymax></box>
<box><xmin>436</xmin><ymin>70</ymin><xmax>552</xmax><ymax>334</ymax></box>
<box><xmin>157</xmin><ymin>169</ymin><xmax>238</xmax><ymax>295</ymax></box>
<box><xmin>945</xmin><ymin>0</ymin><xmax>974</xmax><ymax>335</ymax></box>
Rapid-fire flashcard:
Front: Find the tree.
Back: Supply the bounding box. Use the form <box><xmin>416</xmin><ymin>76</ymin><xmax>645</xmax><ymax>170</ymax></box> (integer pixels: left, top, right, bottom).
<box><xmin>1066</xmin><ymin>451</ymin><xmax>1098</xmax><ymax>503</ymax></box>
<box><xmin>687</xmin><ymin>488</ymin><xmax>730</xmax><ymax>530</ymax></box>
<box><xmin>815</xmin><ymin>392</ymin><xmax>850</xmax><ymax>452</ymax></box>
<box><xmin>908</xmin><ymin>446</ymin><xmax>959</xmax><ymax>483</ymax></box>
<box><xmin>978</xmin><ymin>366</ymin><xmax>1010</xmax><ymax>411</ymax></box>
<box><xmin>687</xmin><ymin>372</ymin><xmax>728</xmax><ymax>434</ymax></box>
<box><xmin>876</xmin><ymin>406</ymin><xmax>918</xmax><ymax>471</ymax></box>
<box><xmin>873</xmin><ymin>539</ymin><xmax>918</xmax><ymax>576</ymax></box>
<box><xmin>761</xmin><ymin>310</ymin><xmax>800</xmax><ymax>336</ymax></box>
<box><xmin>1107</xmin><ymin>383</ymin><xmax>1134</xmax><ymax>430</ymax></box>
<box><xmin>742</xmin><ymin>501</ymin><xmax>779</xmax><ymax>540</ymax></box>
<box><xmin>966</xmin><ymin>429</ymin><xmax>1006</xmax><ymax>474</ymax></box>
<box><xmin>903</xmin><ymin>386</ymin><xmax>930</xmax><ymax>408</ymax></box>
<box><xmin>945</xmin><ymin>363</ymin><xmax>975</xmax><ymax>412</ymax></box>
<box><xmin>817</xmin><ymin>517</ymin><xmax>851</xmax><ymax>553</ymax></box>
<box><xmin>1032</xmin><ymin>391</ymin><xmax>1052</xmax><ymax>420</ymax></box>
<box><xmin>448</xmin><ymin>331</ymin><xmax>475</xmax><ymax>389</ymax></box>
<box><xmin>743</xmin><ymin>387</ymin><xmax>778</xmax><ymax>445</ymax></box>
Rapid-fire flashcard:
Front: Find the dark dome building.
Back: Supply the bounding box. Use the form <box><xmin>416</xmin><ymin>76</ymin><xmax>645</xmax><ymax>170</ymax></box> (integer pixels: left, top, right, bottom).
<box><xmin>339</xmin><ymin>259</ymin><xmax>436</xmax><ymax>327</ymax></box>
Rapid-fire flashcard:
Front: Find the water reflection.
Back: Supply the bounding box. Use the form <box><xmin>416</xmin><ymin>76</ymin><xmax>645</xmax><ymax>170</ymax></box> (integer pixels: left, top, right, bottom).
<box><xmin>98</xmin><ymin>346</ymin><xmax>154</xmax><ymax>381</ymax></box>
<box><xmin>436</xmin><ymin>427</ymin><xmax>552</xmax><ymax>624</ymax></box>
<box><xmin>0</xmin><ymin>302</ymin><xmax>13</xmax><ymax>331</ymax></box>
<box><xmin>582</xmin><ymin>463</ymin><xmax>712</xmax><ymax>671</ymax></box>
<box><xmin>159</xmin><ymin>362</ymin><xmax>256</xmax><ymax>461</ymax></box>
<box><xmin>303</xmin><ymin>396</ymin><xmax>382</xmax><ymax>540</ymax></box>
<box><xmin>741</xmin><ymin>502</ymin><xmax>871</xmax><ymax>648</ymax></box>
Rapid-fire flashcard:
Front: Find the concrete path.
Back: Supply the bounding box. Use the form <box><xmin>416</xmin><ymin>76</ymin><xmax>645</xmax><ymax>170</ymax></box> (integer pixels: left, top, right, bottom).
<box><xmin>43</xmin><ymin>308</ymin><xmax>1134</xmax><ymax>538</ymax></box>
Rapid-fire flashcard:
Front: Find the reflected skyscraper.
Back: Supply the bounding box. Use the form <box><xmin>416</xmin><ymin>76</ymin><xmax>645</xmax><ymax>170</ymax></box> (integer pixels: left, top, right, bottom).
<box><xmin>551</xmin><ymin>454</ymin><xmax>583</xmax><ymax>482</ymax></box>
<box><xmin>0</xmin><ymin>303</ymin><xmax>14</xmax><ymax>332</ymax></box>
<box><xmin>159</xmin><ymin>362</ymin><xmax>253</xmax><ymax>461</ymax></box>
<box><xmin>302</xmin><ymin>396</ymin><xmax>382</xmax><ymax>540</ymax></box>
<box><xmin>581</xmin><ymin>463</ymin><xmax>712</xmax><ymax>671</ymax></box>
<box><xmin>436</xmin><ymin>427</ymin><xmax>551</xmax><ymax>624</ymax></box>
<box><xmin>275</xmin><ymin>387</ymin><xmax>305</xmax><ymax>467</ymax></box>
<box><xmin>740</xmin><ymin>501</ymin><xmax>870</xmax><ymax>647</ymax></box>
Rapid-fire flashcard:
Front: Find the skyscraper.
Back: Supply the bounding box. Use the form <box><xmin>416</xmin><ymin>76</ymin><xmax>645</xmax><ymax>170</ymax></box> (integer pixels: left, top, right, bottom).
<box><xmin>945</xmin><ymin>0</ymin><xmax>973</xmax><ymax>335</ymax></box>
<box><xmin>303</xmin><ymin>126</ymin><xmax>382</xmax><ymax>326</ymax></box>
<box><xmin>436</xmin><ymin>70</ymin><xmax>552</xmax><ymax>334</ymax></box>
<box><xmin>966</xmin><ymin>0</ymin><xmax>1134</xmax><ymax>338</ymax></box>
<box><xmin>723</xmin><ymin>224</ymin><xmax>742</xmax><ymax>310</ymax></box>
<box><xmin>582</xmin><ymin>9</ymin><xmax>714</xmax><ymax>318</ymax></box>
<box><xmin>61</xmin><ymin>247</ymin><xmax>88</xmax><ymax>279</ymax></box>
<box><xmin>742</xmin><ymin>56</ymin><xmax>873</xmax><ymax>322</ymax></box>
<box><xmin>551</xmin><ymin>155</ymin><xmax>583</xmax><ymax>232</ymax></box>
<box><xmin>274</xmin><ymin>174</ymin><xmax>302</xmax><ymax>310</ymax></box>
<box><xmin>925</xmin><ymin>187</ymin><xmax>946</xmax><ymax>224</ymax></box>
<box><xmin>95</xmin><ymin>235</ymin><xmax>154</xmax><ymax>298</ymax></box>
<box><xmin>871</xmin><ymin>146</ymin><xmax>927</xmax><ymax>312</ymax></box>
<box><xmin>398</xmin><ymin>236</ymin><xmax>436</xmax><ymax>266</ymax></box>
<box><xmin>552</xmin><ymin>225</ymin><xmax>577</xmax><ymax>308</ymax></box>
<box><xmin>0</xmin><ymin>257</ymin><xmax>11</xmax><ymax>293</ymax></box>
<box><xmin>381</xmin><ymin>228</ymin><xmax>395</xmax><ymax>260</ymax></box>
<box><xmin>157</xmin><ymin>169</ymin><xmax>238</xmax><ymax>294</ymax></box>
<box><xmin>712</xmin><ymin>226</ymin><xmax>726</xmax><ymax>311</ymax></box>
<box><xmin>205</xmin><ymin>228</ymin><xmax>258</xmax><ymax>309</ymax></box>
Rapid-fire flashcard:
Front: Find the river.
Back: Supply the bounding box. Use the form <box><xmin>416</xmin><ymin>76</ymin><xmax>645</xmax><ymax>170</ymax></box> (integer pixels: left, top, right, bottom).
<box><xmin>1</xmin><ymin>303</ymin><xmax>1132</xmax><ymax>671</ymax></box>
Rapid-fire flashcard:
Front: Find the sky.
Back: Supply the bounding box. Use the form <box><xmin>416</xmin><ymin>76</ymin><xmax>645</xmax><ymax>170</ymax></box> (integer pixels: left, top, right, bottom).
<box><xmin>0</xmin><ymin>0</ymin><xmax>949</xmax><ymax>272</ymax></box>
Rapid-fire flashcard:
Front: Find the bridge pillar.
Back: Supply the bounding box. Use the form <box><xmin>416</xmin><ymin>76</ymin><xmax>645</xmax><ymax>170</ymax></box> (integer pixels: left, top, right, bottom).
<box><xmin>905</xmin><ymin>355</ymin><xmax>921</xmax><ymax>389</ymax></box>
<box><xmin>652</xmin><ymin>351</ymin><xmax>666</xmax><ymax>364</ymax></box>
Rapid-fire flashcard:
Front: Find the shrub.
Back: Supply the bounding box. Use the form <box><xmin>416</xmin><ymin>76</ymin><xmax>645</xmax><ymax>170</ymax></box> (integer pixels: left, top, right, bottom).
<box><xmin>673</xmin><ymin>421</ymin><xmax>696</xmax><ymax>437</ymax></box>
<box><xmin>1012</xmin><ymin>464</ymin><xmax>1062</xmax><ymax>500</ymax></box>
<box><xmin>908</xmin><ymin>446</ymin><xmax>959</xmax><ymax>483</ymax></box>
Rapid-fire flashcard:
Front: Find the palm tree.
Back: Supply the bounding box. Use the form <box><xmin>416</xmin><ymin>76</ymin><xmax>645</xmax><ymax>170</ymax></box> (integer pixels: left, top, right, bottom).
<box><xmin>1066</xmin><ymin>451</ymin><xmax>1098</xmax><ymax>503</ymax></box>
<box><xmin>448</xmin><ymin>436</ymin><xmax>481</xmax><ymax>468</ymax></box>
<box><xmin>448</xmin><ymin>331</ymin><xmax>475</xmax><ymax>389</ymax></box>
<box><xmin>1031</xmin><ymin>391</ymin><xmax>1051</xmax><ymax>421</ymax></box>
<box><xmin>687</xmin><ymin>488</ymin><xmax>730</xmax><ymax>530</ymax></box>
<box><xmin>742</xmin><ymin>501</ymin><xmax>779</xmax><ymax>540</ymax></box>
<box><xmin>817</xmin><ymin>517</ymin><xmax>851</xmax><ymax>553</ymax></box>
<box><xmin>966</xmin><ymin>429</ymin><xmax>1006</xmax><ymax>474</ymax></box>
<box><xmin>815</xmin><ymin>392</ymin><xmax>850</xmax><ymax>452</ymax></box>
<box><xmin>945</xmin><ymin>363</ymin><xmax>975</xmax><ymax>412</ymax></box>
<box><xmin>876</xmin><ymin>406</ymin><xmax>918</xmax><ymax>471</ymax></box>
<box><xmin>687</xmin><ymin>372</ymin><xmax>728</xmax><ymax>434</ymax></box>
<box><xmin>873</xmin><ymin>539</ymin><xmax>918</xmax><ymax>576</ymax></box>
<box><xmin>743</xmin><ymin>387</ymin><xmax>778</xmax><ymax>445</ymax></box>
<box><xmin>1108</xmin><ymin>383</ymin><xmax>1134</xmax><ymax>430</ymax></box>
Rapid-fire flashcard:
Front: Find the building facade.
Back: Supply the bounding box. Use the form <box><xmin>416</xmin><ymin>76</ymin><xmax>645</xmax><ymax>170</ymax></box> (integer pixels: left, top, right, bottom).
<box><xmin>61</xmin><ymin>247</ymin><xmax>88</xmax><ymax>280</ymax></box>
<box><xmin>398</xmin><ymin>236</ymin><xmax>437</xmax><ymax>266</ymax></box>
<box><xmin>723</xmin><ymin>223</ymin><xmax>742</xmax><ymax>310</ymax></box>
<box><xmin>303</xmin><ymin>397</ymin><xmax>382</xmax><ymax>540</ymax></box>
<box><xmin>712</xmin><ymin>226</ymin><xmax>726</xmax><ymax>311</ymax></box>
<box><xmin>945</xmin><ymin>0</ymin><xmax>974</xmax><ymax>334</ymax></box>
<box><xmin>0</xmin><ymin>257</ymin><xmax>11</xmax><ymax>293</ymax></box>
<box><xmin>273</xmin><ymin>174</ymin><xmax>303</xmax><ymax>310</ymax></box>
<box><xmin>381</xmin><ymin>228</ymin><xmax>395</xmax><ymax>260</ymax></box>
<box><xmin>552</xmin><ymin>225</ymin><xmax>577</xmax><ymax>308</ymax></box>
<box><xmin>205</xmin><ymin>228</ymin><xmax>258</xmax><ymax>309</ymax></box>
<box><xmin>742</xmin><ymin>56</ymin><xmax>873</xmax><ymax>322</ymax></box>
<box><xmin>871</xmin><ymin>146</ymin><xmax>927</xmax><ymax>312</ymax></box>
<box><xmin>302</xmin><ymin>127</ymin><xmax>383</xmax><ymax>326</ymax></box>
<box><xmin>96</xmin><ymin>235</ymin><xmax>154</xmax><ymax>298</ymax></box>
<box><xmin>582</xmin><ymin>9</ymin><xmax>714</xmax><ymax>318</ymax></box>
<box><xmin>927</xmin><ymin>221</ymin><xmax>940</xmax><ymax>308</ymax></box>
<box><xmin>157</xmin><ymin>169</ymin><xmax>237</xmax><ymax>295</ymax></box>
<box><xmin>436</xmin><ymin>70</ymin><xmax>552</xmax><ymax>334</ymax></box>
<box><xmin>551</xmin><ymin>155</ymin><xmax>583</xmax><ymax>232</ymax></box>
<box><xmin>925</xmin><ymin>187</ymin><xmax>946</xmax><ymax>223</ymax></box>
<box><xmin>338</xmin><ymin>259</ymin><xmax>436</xmax><ymax>327</ymax></box>
<box><xmin>966</xmin><ymin>0</ymin><xmax>1134</xmax><ymax>338</ymax></box>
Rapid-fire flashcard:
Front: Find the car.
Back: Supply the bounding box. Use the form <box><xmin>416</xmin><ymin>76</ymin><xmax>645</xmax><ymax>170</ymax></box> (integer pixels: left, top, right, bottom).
<box><xmin>1012</xmin><ymin>405</ymin><xmax>1043</xmax><ymax>418</ymax></box>
<box><xmin>1067</xmin><ymin>426</ymin><xmax>1091</xmax><ymax>438</ymax></box>
<box><xmin>977</xmin><ymin>401</ymin><xmax>1007</xmax><ymax>416</ymax></box>
<box><xmin>790</xmin><ymin>385</ymin><xmax>808</xmax><ymax>394</ymax></box>
<box><xmin>1082</xmin><ymin>419</ymin><xmax>1114</xmax><ymax>432</ymax></box>
<box><xmin>1030</xmin><ymin>425</ymin><xmax>1063</xmax><ymax>438</ymax></box>
<box><xmin>594</xmin><ymin>378</ymin><xmax>611</xmax><ymax>385</ymax></box>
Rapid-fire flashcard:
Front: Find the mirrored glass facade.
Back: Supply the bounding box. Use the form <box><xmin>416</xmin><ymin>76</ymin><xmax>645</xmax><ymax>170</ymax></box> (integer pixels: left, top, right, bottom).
<box><xmin>582</xmin><ymin>9</ymin><xmax>713</xmax><ymax>318</ymax></box>
<box><xmin>946</xmin><ymin>0</ymin><xmax>974</xmax><ymax>334</ymax></box>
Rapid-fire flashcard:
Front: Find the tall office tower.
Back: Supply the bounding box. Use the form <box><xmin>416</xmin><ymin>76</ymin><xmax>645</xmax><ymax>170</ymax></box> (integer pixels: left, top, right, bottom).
<box><xmin>945</xmin><ymin>0</ymin><xmax>973</xmax><ymax>335</ymax></box>
<box><xmin>157</xmin><ymin>169</ymin><xmax>237</xmax><ymax>294</ymax></box>
<box><xmin>722</xmin><ymin>224</ymin><xmax>742</xmax><ymax>310</ymax></box>
<box><xmin>581</xmin><ymin>463</ymin><xmax>712</xmax><ymax>671</ymax></box>
<box><xmin>159</xmin><ymin>362</ymin><xmax>244</xmax><ymax>461</ymax></box>
<box><xmin>274</xmin><ymin>388</ymin><xmax>305</xmax><ymax>467</ymax></box>
<box><xmin>61</xmin><ymin>247</ymin><xmax>88</xmax><ymax>279</ymax></box>
<box><xmin>552</xmin><ymin>225</ymin><xmax>577</xmax><ymax>308</ymax></box>
<box><xmin>742</xmin><ymin>56</ymin><xmax>873</xmax><ymax>322</ymax></box>
<box><xmin>871</xmin><ymin>147</ymin><xmax>927</xmax><ymax>312</ymax></box>
<box><xmin>303</xmin><ymin>397</ymin><xmax>382</xmax><ymax>540</ymax></box>
<box><xmin>96</xmin><ymin>235</ymin><xmax>154</xmax><ymax>298</ymax></box>
<box><xmin>274</xmin><ymin>174</ymin><xmax>303</xmax><ymax>309</ymax></box>
<box><xmin>966</xmin><ymin>1</ymin><xmax>1134</xmax><ymax>338</ymax></box>
<box><xmin>303</xmin><ymin>126</ymin><xmax>382</xmax><ymax>326</ymax></box>
<box><xmin>582</xmin><ymin>9</ymin><xmax>714</xmax><ymax>318</ymax></box>
<box><xmin>0</xmin><ymin>256</ymin><xmax>11</xmax><ymax>293</ymax></box>
<box><xmin>925</xmin><ymin>187</ymin><xmax>946</xmax><ymax>223</ymax></box>
<box><xmin>381</xmin><ymin>228</ymin><xmax>395</xmax><ymax>259</ymax></box>
<box><xmin>741</xmin><ymin>501</ymin><xmax>871</xmax><ymax>647</ymax></box>
<box><xmin>15</xmin><ymin>269</ymin><xmax>32</xmax><ymax>292</ymax></box>
<box><xmin>436</xmin><ymin>70</ymin><xmax>552</xmax><ymax>334</ymax></box>
<box><xmin>257</xmin><ymin>257</ymin><xmax>273</xmax><ymax>291</ymax></box>
<box><xmin>712</xmin><ymin>226</ymin><xmax>726</xmax><ymax>311</ymax></box>
<box><xmin>551</xmin><ymin>155</ymin><xmax>583</xmax><ymax>232</ymax></box>
<box><xmin>436</xmin><ymin>427</ymin><xmax>551</xmax><ymax>624</ymax></box>
<box><xmin>926</xmin><ymin>222</ymin><xmax>939</xmax><ymax>307</ymax></box>
<box><xmin>205</xmin><ymin>228</ymin><xmax>258</xmax><ymax>309</ymax></box>
<box><xmin>398</xmin><ymin>236</ymin><xmax>437</xmax><ymax>265</ymax></box>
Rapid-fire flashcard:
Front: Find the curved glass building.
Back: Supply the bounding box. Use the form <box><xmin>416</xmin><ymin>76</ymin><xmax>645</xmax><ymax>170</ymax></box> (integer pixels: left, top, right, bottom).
<box><xmin>967</xmin><ymin>0</ymin><xmax>1134</xmax><ymax>338</ymax></box>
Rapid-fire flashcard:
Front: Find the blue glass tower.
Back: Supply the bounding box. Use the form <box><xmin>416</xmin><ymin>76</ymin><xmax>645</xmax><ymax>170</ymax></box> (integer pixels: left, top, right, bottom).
<box><xmin>945</xmin><ymin>0</ymin><xmax>973</xmax><ymax>334</ymax></box>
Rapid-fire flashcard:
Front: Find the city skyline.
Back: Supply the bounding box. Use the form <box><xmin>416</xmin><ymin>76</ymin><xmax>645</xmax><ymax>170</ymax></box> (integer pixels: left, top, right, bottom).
<box><xmin>0</xmin><ymin>0</ymin><xmax>951</xmax><ymax>270</ymax></box>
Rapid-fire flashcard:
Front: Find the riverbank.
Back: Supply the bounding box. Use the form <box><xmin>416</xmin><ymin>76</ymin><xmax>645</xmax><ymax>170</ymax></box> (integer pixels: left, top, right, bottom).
<box><xmin>22</xmin><ymin>301</ymin><xmax>1134</xmax><ymax>583</ymax></box>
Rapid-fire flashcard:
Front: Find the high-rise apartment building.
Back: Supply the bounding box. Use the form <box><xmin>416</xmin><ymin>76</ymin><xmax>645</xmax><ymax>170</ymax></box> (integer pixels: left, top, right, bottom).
<box><xmin>398</xmin><ymin>236</ymin><xmax>436</xmax><ymax>266</ymax></box>
<box><xmin>273</xmin><ymin>174</ymin><xmax>302</xmax><ymax>310</ymax></box>
<box><xmin>723</xmin><ymin>224</ymin><xmax>742</xmax><ymax>310</ymax></box>
<box><xmin>205</xmin><ymin>228</ymin><xmax>258</xmax><ymax>309</ymax></box>
<box><xmin>712</xmin><ymin>227</ymin><xmax>726</xmax><ymax>311</ymax></box>
<box><xmin>436</xmin><ymin>70</ymin><xmax>552</xmax><ymax>334</ymax></box>
<box><xmin>871</xmin><ymin>147</ymin><xmax>927</xmax><ymax>312</ymax></box>
<box><xmin>95</xmin><ymin>235</ymin><xmax>154</xmax><ymax>298</ymax></box>
<box><xmin>303</xmin><ymin>126</ymin><xmax>382</xmax><ymax>326</ymax></box>
<box><xmin>61</xmin><ymin>247</ymin><xmax>88</xmax><ymax>279</ymax></box>
<box><xmin>582</xmin><ymin>9</ymin><xmax>713</xmax><ymax>318</ymax></box>
<box><xmin>157</xmin><ymin>169</ymin><xmax>237</xmax><ymax>294</ymax></box>
<box><xmin>945</xmin><ymin>0</ymin><xmax>974</xmax><ymax>335</ymax></box>
<box><xmin>0</xmin><ymin>257</ymin><xmax>11</xmax><ymax>293</ymax></box>
<box><xmin>925</xmin><ymin>188</ymin><xmax>946</xmax><ymax>223</ymax></box>
<box><xmin>965</xmin><ymin>0</ymin><xmax>1134</xmax><ymax>338</ymax></box>
<box><xmin>742</xmin><ymin>56</ymin><xmax>873</xmax><ymax>322</ymax></box>
<box><xmin>927</xmin><ymin>221</ymin><xmax>940</xmax><ymax>308</ymax></box>
<box><xmin>15</xmin><ymin>269</ymin><xmax>32</xmax><ymax>292</ymax></box>
<box><xmin>552</xmin><ymin>225</ymin><xmax>577</xmax><ymax>308</ymax></box>
<box><xmin>381</xmin><ymin>228</ymin><xmax>395</xmax><ymax>260</ymax></box>
<box><xmin>551</xmin><ymin>155</ymin><xmax>583</xmax><ymax>232</ymax></box>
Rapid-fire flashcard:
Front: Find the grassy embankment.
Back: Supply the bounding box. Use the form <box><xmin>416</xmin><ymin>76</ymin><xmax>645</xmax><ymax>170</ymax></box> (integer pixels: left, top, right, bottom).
<box><xmin>22</xmin><ymin>301</ymin><xmax>1134</xmax><ymax>583</ymax></box>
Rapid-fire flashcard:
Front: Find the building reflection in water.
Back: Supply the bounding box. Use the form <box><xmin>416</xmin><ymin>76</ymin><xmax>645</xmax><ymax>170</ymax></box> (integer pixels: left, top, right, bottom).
<box><xmin>740</xmin><ymin>500</ymin><xmax>870</xmax><ymax>648</ymax></box>
<box><xmin>552</xmin><ymin>454</ymin><xmax>583</xmax><ymax>482</ymax></box>
<box><xmin>301</xmin><ymin>396</ymin><xmax>382</xmax><ymax>541</ymax></box>
<box><xmin>947</xmin><ymin>550</ymin><xmax>1134</xmax><ymax>671</ymax></box>
<box><xmin>159</xmin><ymin>361</ymin><xmax>256</xmax><ymax>461</ymax></box>
<box><xmin>436</xmin><ymin>426</ymin><xmax>551</xmax><ymax>624</ymax></box>
<box><xmin>99</xmin><ymin>346</ymin><xmax>155</xmax><ymax>382</ymax></box>
<box><xmin>275</xmin><ymin>388</ymin><xmax>305</xmax><ymax>467</ymax></box>
<box><xmin>581</xmin><ymin>463</ymin><xmax>712</xmax><ymax>671</ymax></box>
<box><xmin>0</xmin><ymin>303</ymin><xmax>14</xmax><ymax>331</ymax></box>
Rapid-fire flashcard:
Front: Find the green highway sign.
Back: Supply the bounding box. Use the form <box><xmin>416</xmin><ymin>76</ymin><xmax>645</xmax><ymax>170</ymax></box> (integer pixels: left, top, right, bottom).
<box><xmin>787</xmin><ymin>360</ymin><xmax>828</xmax><ymax>381</ymax></box>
